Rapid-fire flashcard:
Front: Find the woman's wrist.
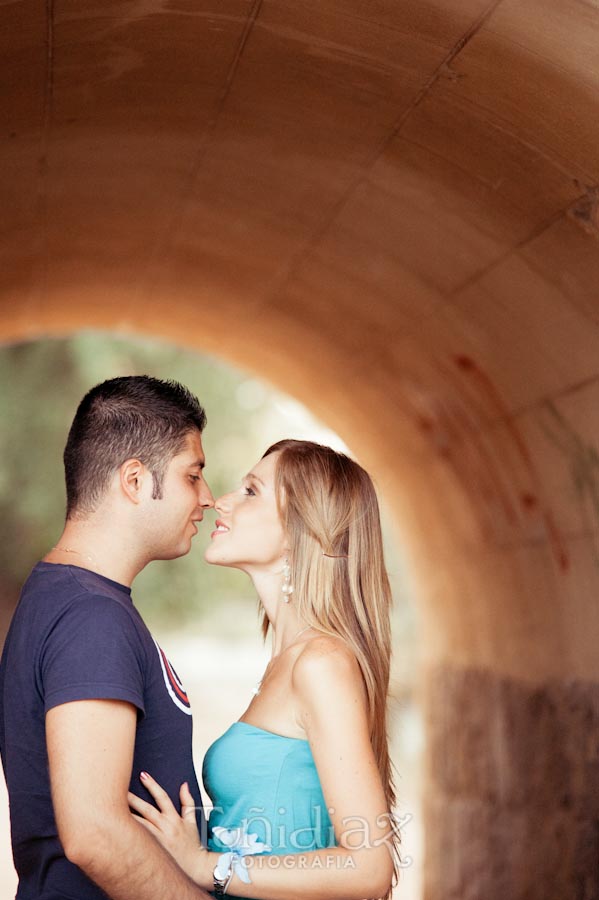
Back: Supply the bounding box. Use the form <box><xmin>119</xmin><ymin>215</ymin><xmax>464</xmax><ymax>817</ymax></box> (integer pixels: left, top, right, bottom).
<box><xmin>192</xmin><ymin>848</ymin><xmax>218</xmax><ymax>889</ymax></box>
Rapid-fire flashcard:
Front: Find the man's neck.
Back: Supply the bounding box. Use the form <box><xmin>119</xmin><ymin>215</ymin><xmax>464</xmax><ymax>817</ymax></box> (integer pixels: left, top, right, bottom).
<box><xmin>44</xmin><ymin>518</ymin><xmax>145</xmax><ymax>588</ymax></box>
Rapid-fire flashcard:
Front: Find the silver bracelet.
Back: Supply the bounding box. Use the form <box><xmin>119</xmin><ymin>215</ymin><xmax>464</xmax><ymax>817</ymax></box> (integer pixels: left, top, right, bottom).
<box><xmin>213</xmin><ymin>852</ymin><xmax>238</xmax><ymax>896</ymax></box>
<box><xmin>211</xmin><ymin>824</ymin><xmax>270</xmax><ymax>892</ymax></box>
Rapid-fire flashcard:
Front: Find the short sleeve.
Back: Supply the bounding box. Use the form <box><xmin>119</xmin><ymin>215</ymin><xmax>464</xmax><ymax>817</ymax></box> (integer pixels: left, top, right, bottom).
<box><xmin>39</xmin><ymin>595</ymin><xmax>146</xmax><ymax>717</ymax></box>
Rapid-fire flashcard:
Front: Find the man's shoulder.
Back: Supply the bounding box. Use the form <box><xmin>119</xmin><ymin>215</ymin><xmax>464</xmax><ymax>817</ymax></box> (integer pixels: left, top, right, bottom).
<box><xmin>14</xmin><ymin>563</ymin><xmax>150</xmax><ymax>650</ymax></box>
<box><xmin>24</xmin><ymin>562</ymin><xmax>133</xmax><ymax>610</ymax></box>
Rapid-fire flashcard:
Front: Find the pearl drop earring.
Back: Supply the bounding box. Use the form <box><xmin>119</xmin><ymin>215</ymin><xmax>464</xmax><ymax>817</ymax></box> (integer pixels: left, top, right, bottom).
<box><xmin>282</xmin><ymin>558</ymin><xmax>293</xmax><ymax>602</ymax></box>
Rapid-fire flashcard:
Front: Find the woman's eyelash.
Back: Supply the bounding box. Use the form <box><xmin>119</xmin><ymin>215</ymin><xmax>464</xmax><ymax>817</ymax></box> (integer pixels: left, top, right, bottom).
<box><xmin>243</xmin><ymin>485</ymin><xmax>256</xmax><ymax>496</ymax></box>
<box><xmin>189</xmin><ymin>475</ymin><xmax>200</xmax><ymax>482</ymax></box>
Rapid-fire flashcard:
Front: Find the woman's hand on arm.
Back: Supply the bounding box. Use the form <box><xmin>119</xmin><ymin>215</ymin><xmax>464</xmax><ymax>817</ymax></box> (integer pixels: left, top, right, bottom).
<box><xmin>127</xmin><ymin>775</ymin><xmax>216</xmax><ymax>889</ymax></box>
<box><xmin>128</xmin><ymin>638</ymin><xmax>396</xmax><ymax>900</ymax></box>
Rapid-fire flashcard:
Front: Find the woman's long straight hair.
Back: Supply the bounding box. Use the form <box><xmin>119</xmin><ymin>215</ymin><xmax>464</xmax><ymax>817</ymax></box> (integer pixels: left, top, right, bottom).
<box><xmin>262</xmin><ymin>439</ymin><xmax>401</xmax><ymax>895</ymax></box>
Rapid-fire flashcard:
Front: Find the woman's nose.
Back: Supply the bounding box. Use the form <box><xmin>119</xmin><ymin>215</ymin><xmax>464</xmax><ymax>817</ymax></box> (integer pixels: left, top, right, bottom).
<box><xmin>214</xmin><ymin>492</ymin><xmax>232</xmax><ymax>513</ymax></box>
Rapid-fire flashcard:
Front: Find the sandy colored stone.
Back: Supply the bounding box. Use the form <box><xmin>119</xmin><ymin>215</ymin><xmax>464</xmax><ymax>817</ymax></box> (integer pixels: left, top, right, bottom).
<box><xmin>1</xmin><ymin>1</ymin><xmax>599</xmax><ymax>897</ymax></box>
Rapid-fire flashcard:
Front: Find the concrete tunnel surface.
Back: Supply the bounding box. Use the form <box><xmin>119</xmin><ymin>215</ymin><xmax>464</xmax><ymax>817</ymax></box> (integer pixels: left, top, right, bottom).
<box><xmin>1</xmin><ymin>1</ymin><xmax>599</xmax><ymax>898</ymax></box>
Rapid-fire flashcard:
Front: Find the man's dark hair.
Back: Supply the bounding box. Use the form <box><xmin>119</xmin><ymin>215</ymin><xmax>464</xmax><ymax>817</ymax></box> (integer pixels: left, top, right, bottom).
<box><xmin>64</xmin><ymin>376</ymin><xmax>207</xmax><ymax>518</ymax></box>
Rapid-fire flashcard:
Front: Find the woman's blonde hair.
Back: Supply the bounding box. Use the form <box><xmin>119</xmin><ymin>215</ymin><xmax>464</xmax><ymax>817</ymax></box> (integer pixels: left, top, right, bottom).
<box><xmin>262</xmin><ymin>439</ymin><xmax>401</xmax><ymax>893</ymax></box>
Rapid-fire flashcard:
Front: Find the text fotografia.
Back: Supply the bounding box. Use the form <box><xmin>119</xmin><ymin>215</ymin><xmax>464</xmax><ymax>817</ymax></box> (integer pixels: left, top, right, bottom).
<box><xmin>199</xmin><ymin>808</ymin><xmax>414</xmax><ymax>867</ymax></box>
<box><xmin>247</xmin><ymin>855</ymin><xmax>357</xmax><ymax>870</ymax></box>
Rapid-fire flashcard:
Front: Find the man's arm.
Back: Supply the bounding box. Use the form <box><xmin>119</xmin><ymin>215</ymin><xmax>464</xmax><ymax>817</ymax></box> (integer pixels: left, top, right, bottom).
<box><xmin>46</xmin><ymin>698</ymin><xmax>210</xmax><ymax>900</ymax></box>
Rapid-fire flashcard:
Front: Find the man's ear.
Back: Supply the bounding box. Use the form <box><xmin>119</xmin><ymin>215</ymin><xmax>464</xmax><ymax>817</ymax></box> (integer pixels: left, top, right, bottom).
<box><xmin>119</xmin><ymin>458</ymin><xmax>148</xmax><ymax>505</ymax></box>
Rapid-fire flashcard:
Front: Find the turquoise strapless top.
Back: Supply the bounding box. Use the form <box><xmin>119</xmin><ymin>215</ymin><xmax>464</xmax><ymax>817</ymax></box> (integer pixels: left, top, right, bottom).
<box><xmin>202</xmin><ymin>721</ymin><xmax>335</xmax><ymax>862</ymax></box>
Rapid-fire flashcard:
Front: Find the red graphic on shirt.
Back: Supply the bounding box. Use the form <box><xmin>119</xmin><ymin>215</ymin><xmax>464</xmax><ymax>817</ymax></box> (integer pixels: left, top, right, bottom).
<box><xmin>153</xmin><ymin>637</ymin><xmax>192</xmax><ymax>715</ymax></box>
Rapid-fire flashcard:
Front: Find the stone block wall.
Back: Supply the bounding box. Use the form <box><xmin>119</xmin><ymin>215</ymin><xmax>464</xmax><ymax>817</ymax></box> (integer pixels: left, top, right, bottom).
<box><xmin>422</xmin><ymin>665</ymin><xmax>599</xmax><ymax>900</ymax></box>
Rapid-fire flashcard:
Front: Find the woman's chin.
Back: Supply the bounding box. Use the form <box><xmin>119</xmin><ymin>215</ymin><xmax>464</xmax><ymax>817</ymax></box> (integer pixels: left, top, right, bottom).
<box><xmin>204</xmin><ymin>546</ymin><xmax>232</xmax><ymax>567</ymax></box>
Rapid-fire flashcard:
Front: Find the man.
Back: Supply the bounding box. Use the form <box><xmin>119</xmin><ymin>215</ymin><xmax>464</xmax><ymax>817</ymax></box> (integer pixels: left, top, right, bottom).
<box><xmin>0</xmin><ymin>376</ymin><xmax>214</xmax><ymax>900</ymax></box>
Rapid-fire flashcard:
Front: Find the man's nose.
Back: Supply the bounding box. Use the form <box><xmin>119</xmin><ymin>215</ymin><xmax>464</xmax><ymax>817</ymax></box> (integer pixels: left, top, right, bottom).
<box><xmin>200</xmin><ymin>483</ymin><xmax>215</xmax><ymax>509</ymax></box>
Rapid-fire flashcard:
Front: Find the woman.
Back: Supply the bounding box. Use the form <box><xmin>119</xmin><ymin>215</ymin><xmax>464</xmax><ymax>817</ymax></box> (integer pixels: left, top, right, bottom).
<box><xmin>129</xmin><ymin>440</ymin><xmax>401</xmax><ymax>899</ymax></box>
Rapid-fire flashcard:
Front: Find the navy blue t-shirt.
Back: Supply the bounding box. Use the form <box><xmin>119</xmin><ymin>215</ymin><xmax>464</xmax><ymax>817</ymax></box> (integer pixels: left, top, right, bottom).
<box><xmin>0</xmin><ymin>562</ymin><xmax>205</xmax><ymax>900</ymax></box>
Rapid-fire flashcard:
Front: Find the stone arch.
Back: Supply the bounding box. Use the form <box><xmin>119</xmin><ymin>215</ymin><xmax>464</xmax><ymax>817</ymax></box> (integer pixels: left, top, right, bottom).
<box><xmin>2</xmin><ymin>1</ymin><xmax>599</xmax><ymax>896</ymax></box>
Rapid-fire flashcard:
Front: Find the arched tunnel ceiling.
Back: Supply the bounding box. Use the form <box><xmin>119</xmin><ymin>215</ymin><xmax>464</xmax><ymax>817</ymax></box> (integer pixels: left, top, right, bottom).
<box><xmin>2</xmin><ymin>0</ymin><xmax>599</xmax><ymax>682</ymax></box>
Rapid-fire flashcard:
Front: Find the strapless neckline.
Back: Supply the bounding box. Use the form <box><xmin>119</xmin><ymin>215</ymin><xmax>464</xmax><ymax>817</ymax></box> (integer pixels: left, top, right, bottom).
<box><xmin>202</xmin><ymin>718</ymin><xmax>335</xmax><ymax>864</ymax></box>
<box><xmin>233</xmin><ymin>720</ymin><xmax>309</xmax><ymax>743</ymax></box>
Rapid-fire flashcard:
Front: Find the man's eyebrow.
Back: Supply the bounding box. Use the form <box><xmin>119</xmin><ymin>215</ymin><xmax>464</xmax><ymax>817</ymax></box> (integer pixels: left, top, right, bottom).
<box><xmin>244</xmin><ymin>472</ymin><xmax>264</xmax><ymax>485</ymax></box>
<box><xmin>190</xmin><ymin>459</ymin><xmax>205</xmax><ymax>469</ymax></box>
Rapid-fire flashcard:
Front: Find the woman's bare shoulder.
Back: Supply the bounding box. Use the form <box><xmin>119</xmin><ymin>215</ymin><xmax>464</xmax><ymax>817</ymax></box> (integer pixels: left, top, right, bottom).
<box><xmin>291</xmin><ymin>632</ymin><xmax>364</xmax><ymax>694</ymax></box>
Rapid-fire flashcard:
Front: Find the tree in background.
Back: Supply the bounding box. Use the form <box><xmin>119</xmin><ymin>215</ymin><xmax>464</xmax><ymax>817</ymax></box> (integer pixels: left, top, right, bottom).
<box><xmin>0</xmin><ymin>333</ymin><xmax>415</xmax><ymax>688</ymax></box>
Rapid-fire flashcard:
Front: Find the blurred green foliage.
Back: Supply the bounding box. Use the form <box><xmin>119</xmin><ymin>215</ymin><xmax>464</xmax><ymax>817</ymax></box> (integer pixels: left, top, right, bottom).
<box><xmin>0</xmin><ymin>332</ymin><xmax>416</xmax><ymax>678</ymax></box>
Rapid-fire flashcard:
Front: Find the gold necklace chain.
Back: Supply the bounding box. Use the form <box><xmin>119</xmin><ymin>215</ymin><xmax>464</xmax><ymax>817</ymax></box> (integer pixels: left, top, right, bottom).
<box><xmin>52</xmin><ymin>546</ymin><xmax>96</xmax><ymax>564</ymax></box>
